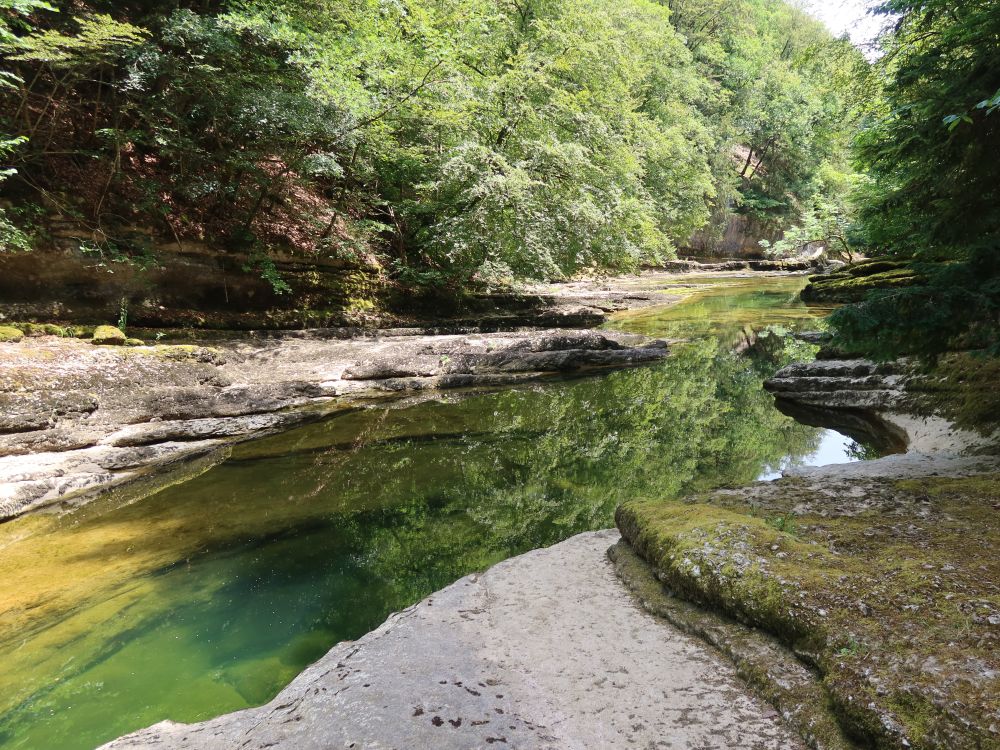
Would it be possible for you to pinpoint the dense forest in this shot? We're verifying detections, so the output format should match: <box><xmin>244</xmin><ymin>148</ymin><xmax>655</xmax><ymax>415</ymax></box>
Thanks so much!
<box><xmin>0</xmin><ymin>0</ymin><xmax>860</xmax><ymax>286</ymax></box>
<box><xmin>0</xmin><ymin>0</ymin><xmax>998</xmax><ymax>355</ymax></box>
<box><xmin>828</xmin><ymin>0</ymin><xmax>1000</xmax><ymax>358</ymax></box>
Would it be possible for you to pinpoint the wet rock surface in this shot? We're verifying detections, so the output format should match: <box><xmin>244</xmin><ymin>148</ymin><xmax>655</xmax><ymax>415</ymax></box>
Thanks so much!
<box><xmin>101</xmin><ymin>530</ymin><xmax>805</xmax><ymax>750</ymax></box>
<box><xmin>0</xmin><ymin>329</ymin><xmax>668</xmax><ymax>519</ymax></box>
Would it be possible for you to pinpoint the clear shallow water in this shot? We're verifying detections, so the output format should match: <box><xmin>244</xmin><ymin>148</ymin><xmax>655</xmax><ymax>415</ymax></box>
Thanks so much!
<box><xmin>757</xmin><ymin>429</ymin><xmax>867</xmax><ymax>481</ymax></box>
<box><xmin>0</xmin><ymin>276</ymin><xmax>873</xmax><ymax>750</ymax></box>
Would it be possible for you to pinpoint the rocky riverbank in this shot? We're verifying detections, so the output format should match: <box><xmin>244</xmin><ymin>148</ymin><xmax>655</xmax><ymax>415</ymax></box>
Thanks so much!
<box><xmin>101</xmin><ymin>530</ymin><xmax>806</xmax><ymax>750</ymax></box>
<box><xmin>0</xmin><ymin>266</ymin><xmax>830</xmax><ymax>521</ymax></box>
<box><xmin>0</xmin><ymin>327</ymin><xmax>669</xmax><ymax>520</ymax></box>
<box><xmin>1</xmin><ymin>233</ymin><xmax>830</xmax><ymax>330</ymax></box>
<box><xmin>617</xmin><ymin>356</ymin><xmax>1000</xmax><ymax>749</ymax></box>
<box><xmin>13</xmin><ymin>264</ymin><xmax>998</xmax><ymax>750</ymax></box>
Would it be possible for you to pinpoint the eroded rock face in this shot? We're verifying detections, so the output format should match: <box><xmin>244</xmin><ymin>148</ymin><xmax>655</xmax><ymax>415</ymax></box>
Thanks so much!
<box><xmin>0</xmin><ymin>329</ymin><xmax>668</xmax><ymax>519</ymax></box>
<box><xmin>100</xmin><ymin>531</ymin><xmax>805</xmax><ymax>750</ymax></box>
<box><xmin>764</xmin><ymin>359</ymin><xmax>907</xmax><ymax>413</ymax></box>
<box><xmin>763</xmin><ymin>356</ymin><xmax>998</xmax><ymax>457</ymax></box>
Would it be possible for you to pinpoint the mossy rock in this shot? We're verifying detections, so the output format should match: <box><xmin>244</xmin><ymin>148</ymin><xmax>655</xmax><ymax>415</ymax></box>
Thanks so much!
<box><xmin>618</xmin><ymin>473</ymin><xmax>1000</xmax><ymax>749</ymax></box>
<box><xmin>21</xmin><ymin>323</ymin><xmax>69</xmax><ymax>337</ymax></box>
<box><xmin>845</xmin><ymin>259</ymin><xmax>909</xmax><ymax>277</ymax></box>
<box><xmin>124</xmin><ymin>338</ymin><xmax>146</xmax><ymax>347</ymax></box>
<box><xmin>0</xmin><ymin>326</ymin><xmax>24</xmax><ymax>343</ymax></box>
<box><xmin>91</xmin><ymin>325</ymin><xmax>127</xmax><ymax>346</ymax></box>
<box><xmin>802</xmin><ymin>265</ymin><xmax>922</xmax><ymax>303</ymax></box>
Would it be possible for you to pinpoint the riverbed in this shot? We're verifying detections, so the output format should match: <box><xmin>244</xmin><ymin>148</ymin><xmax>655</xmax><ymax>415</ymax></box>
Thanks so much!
<box><xmin>0</xmin><ymin>276</ymin><xmax>869</xmax><ymax>750</ymax></box>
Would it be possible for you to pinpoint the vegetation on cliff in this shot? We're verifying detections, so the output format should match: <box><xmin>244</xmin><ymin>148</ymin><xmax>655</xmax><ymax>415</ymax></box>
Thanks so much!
<box><xmin>0</xmin><ymin>0</ymin><xmax>858</xmax><ymax>293</ymax></box>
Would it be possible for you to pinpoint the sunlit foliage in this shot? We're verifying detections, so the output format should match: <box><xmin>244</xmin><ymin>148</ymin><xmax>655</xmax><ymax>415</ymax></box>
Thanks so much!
<box><xmin>0</xmin><ymin>0</ymin><xmax>858</xmax><ymax>286</ymax></box>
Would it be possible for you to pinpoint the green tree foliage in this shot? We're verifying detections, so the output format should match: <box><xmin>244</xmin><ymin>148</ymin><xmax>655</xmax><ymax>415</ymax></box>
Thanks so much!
<box><xmin>760</xmin><ymin>163</ymin><xmax>869</xmax><ymax>262</ymax></box>
<box><xmin>667</xmin><ymin>0</ymin><xmax>865</xmax><ymax>239</ymax></box>
<box><xmin>0</xmin><ymin>0</ymin><xmax>858</xmax><ymax>287</ymax></box>
<box><xmin>0</xmin><ymin>0</ymin><xmax>55</xmax><ymax>250</ymax></box>
<box><xmin>830</xmin><ymin>0</ymin><xmax>1000</xmax><ymax>359</ymax></box>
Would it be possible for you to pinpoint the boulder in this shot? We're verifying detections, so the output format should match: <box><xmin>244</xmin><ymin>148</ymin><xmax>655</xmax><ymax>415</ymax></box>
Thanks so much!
<box><xmin>91</xmin><ymin>325</ymin><xmax>127</xmax><ymax>346</ymax></box>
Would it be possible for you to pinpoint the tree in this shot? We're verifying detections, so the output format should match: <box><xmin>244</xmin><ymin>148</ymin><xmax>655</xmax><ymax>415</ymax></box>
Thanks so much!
<box><xmin>0</xmin><ymin>0</ymin><xmax>861</xmax><ymax>292</ymax></box>
<box><xmin>829</xmin><ymin>0</ymin><xmax>1000</xmax><ymax>359</ymax></box>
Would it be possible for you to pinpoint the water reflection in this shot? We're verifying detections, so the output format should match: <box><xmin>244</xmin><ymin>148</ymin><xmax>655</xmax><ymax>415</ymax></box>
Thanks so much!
<box><xmin>757</xmin><ymin>430</ymin><xmax>866</xmax><ymax>481</ymax></box>
<box><xmin>0</xmin><ymin>276</ymin><xmax>867</xmax><ymax>750</ymax></box>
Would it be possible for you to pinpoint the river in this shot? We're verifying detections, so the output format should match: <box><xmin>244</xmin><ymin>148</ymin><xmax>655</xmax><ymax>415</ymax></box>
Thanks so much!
<box><xmin>0</xmin><ymin>276</ymin><xmax>875</xmax><ymax>749</ymax></box>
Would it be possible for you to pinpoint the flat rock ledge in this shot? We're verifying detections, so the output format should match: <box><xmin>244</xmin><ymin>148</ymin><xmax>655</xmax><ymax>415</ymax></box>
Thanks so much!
<box><xmin>0</xmin><ymin>328</ymin><xmax>667</xmax><ymax>520</ymax></box>
<box><xmin>101</xmin><ymin>530</ymin><xmax>804</xmax><ymax>750</ymax></box>
<box><xmin>764</xmin><ymin>357</ymin><xmax>998</xmax><ymax>463</ymax></box>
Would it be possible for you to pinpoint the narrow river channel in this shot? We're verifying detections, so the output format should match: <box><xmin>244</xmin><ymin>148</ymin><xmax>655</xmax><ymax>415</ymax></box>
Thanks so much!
<box><xmin>0</xmin><ymin>276</ymin><xmax>876</xmax><ymax>749</ymax></box>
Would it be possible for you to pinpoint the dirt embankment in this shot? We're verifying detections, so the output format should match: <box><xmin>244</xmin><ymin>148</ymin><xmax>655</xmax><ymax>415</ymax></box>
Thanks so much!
<box><xmin>0</xmin><ymin>237</ymin><xmax>829</xmax><ymax>331</ymax></box>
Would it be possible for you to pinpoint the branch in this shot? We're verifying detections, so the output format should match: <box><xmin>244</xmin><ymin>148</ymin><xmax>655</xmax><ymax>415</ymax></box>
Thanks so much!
<box><xmin>341</xmin><ymin>60</ymin><xmax>446</xmax><ymax>137</ymax></box>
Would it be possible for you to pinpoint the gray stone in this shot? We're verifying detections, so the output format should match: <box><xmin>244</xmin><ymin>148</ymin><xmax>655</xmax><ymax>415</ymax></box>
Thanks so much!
<box><xmin>0</xmin><ymin>329</ymin><xmax>670</xmax><ymax>519</ymax></box>
<box><xmin>101</xmin><ymin>531</ymin><xmax>803</xmax><ymax>750</ymax></box>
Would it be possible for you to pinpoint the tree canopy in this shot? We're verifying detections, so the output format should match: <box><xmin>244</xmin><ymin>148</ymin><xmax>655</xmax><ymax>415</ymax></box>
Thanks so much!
<box><xmin>0</xmin><ymin>0</ymin><xmax>860</xmax><ymax>288</ymax></box>
<box><xmin>829</xmin><ymin>0</ymin><xmax>1000</xmax><ymax>359</ymax></box>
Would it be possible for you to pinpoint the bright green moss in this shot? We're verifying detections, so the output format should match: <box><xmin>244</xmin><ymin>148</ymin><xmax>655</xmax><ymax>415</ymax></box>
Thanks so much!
<box><xmin>0</xmin><ymin>326</ymin><xmax>24</xmax><ymax>343</ymax></box>
<box><xmin>91</xmin><ymin>325</ymin><xmax>128</xmax><ymax>345</ymax></box>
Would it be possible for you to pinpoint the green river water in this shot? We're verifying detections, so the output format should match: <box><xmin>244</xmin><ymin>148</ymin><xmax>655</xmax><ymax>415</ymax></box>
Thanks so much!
<box><xmin>0</xmin><ymin>276</ymin><xmax>871</xmax><ymax>749</ymax></box>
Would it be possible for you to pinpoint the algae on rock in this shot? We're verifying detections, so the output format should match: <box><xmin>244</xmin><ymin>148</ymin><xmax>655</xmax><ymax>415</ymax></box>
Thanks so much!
<box><xmin>617</xmin><ymin>473</ymin><xmax>1000</xmax><ymax>750</ymax></box>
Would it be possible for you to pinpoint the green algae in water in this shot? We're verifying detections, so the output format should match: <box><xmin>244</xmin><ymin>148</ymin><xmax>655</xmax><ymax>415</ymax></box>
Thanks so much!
<box><xmin>610</xmin><ymin>275</ymin><xmax>835</xmax><ymax>342</ymax></box>
<box><xmin>0</xmin><ymin>276</ymin><xmax>872</xmax><ymax>750</ymax></box>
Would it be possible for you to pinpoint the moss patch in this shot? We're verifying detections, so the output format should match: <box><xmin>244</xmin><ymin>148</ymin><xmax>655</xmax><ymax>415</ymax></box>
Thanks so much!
<box><xmin>617</xmin><ymin>473</ymin><xmax>1000</xmax><ymax>749</ymax></box>
<box><xmin>610</xmin><ymin>540</ymin><xmax>860</xmax><ymax>750</ymax></box>
<box><xmin>91</xmin><ymin>325</ymin><xmax>128</xmax><ymax>345</ymax></box>
<box><xmin>0</xmin><ymin>326</ymin><xmax>24</xmax><ymax>343</ymax></box>
<box><xmin>802</xmin><ymin>265</ymin><xmax>922</xmax><ymax>303</ymax></box>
